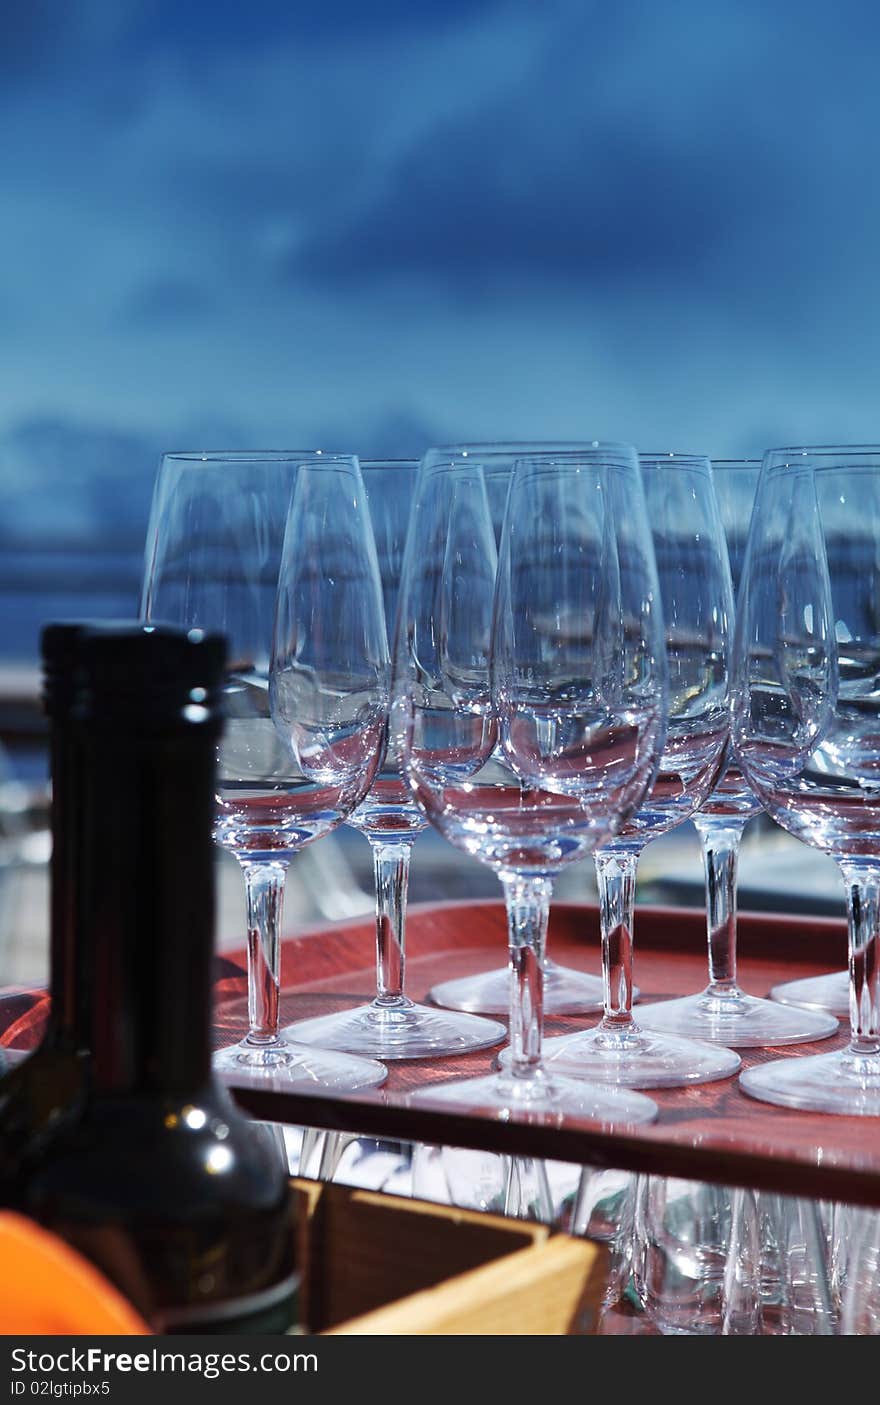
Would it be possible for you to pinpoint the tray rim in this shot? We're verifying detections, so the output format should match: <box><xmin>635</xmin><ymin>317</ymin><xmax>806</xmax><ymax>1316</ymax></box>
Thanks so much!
<box><xmin>224</xmin><ymin>899</ymin><xmax>877</xmax><ymax>1209</ymax></box>
<box><xmin>3</xmin><ymin>899</ymin><xmax>871</xmax><ymax>1206</ymax></box>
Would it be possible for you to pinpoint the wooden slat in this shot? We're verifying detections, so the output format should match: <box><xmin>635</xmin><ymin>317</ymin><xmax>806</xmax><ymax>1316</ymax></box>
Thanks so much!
<box><xmin>292</xmin><ymin>1178</ymin><xmax>547</xmax><ymax>1330</ymax></box>
<box><xmin>327</xmin><ymin>1236</ymin><xmax>609</xmax><ymax>1336</ymax></box>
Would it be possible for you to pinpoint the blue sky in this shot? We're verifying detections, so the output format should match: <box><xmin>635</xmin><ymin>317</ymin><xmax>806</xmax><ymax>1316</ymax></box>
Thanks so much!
<box><xmin>1</xmin><ymin>0</ymin><xmax>880</xmax><ymax>551</ymax></box>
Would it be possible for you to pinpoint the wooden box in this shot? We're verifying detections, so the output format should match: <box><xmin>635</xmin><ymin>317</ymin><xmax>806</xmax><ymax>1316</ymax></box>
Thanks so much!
<box><xmin>291</xmin><ymin>1178</ymin><xmax>608</xmax><ymax>1336</ymax></box>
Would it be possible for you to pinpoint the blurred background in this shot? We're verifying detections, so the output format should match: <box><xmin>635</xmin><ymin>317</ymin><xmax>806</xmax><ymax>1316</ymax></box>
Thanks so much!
<box><xmin>1</xmin><ymin>0</ymin><xmax>863</xmax><ymax>977</ymax></box>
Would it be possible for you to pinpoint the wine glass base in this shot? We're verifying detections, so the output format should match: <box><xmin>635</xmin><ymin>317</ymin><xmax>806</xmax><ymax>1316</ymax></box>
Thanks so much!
<box><xmin>213</xmin><ymin>1037</ymin><xmax>387</xmax><ymax>1090</ymax></box>
<box><xmin>283</xmin><ymin>998</ymin><xmax>505</xmax><ymax>1060</ymax></box>
<box><xmin>524</xmin><ymin>1026</ymin><xmax>741</xmax><ymax>1088</ymax></box>
<box><xmin>769</xmin><ymin>971</ymin><xmax>850</xmax><ymax>1018</ymax></box>
<box><xmin>410</xmin><ymin>1068</ymin><xmax>658</xmax><ymax>1126</ymax></box>
<box><xmin>634</xmin><ymin>989</ymin><xmax>838</xmax><ymax>1047</ymax></box>
<box><xmin>428</xmin><ymin>960</ymin><xmax>629</xmax><ymax>1016</ymax></box>
<box><xmin>740</xmin><ymin>1048</ymin><xmax>880</xmax><ymax>1115</ymax></box>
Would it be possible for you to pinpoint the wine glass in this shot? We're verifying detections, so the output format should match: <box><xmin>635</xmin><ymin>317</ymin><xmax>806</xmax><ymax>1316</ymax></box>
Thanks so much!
<box><xmin>142</xmin><ymin>451</ymin><xmax>387</xmax><ymax>1089</ymax></box>
<box><xmin>633</xmin><ymin>1175</ymin><xmax>735</xmax><ymax>1335</ymax></box>
<box><xmin>535</xmin><ymin>453</ymin><xmax>742</xmax><ymax>1086</ymax></box>
<box><xmin>411</xmin><ymin>1144</ymin><xmax>559</xmax><ymax>1221</ymax></box>
<box><xmin>421</xmin><ymin>443</ymin><xmax>610</xmax><ymax>1017</ymax></box>
<box><xmin>731</xmin><ymin>1191</ymin><xmax>839</xmax><ymax>1335</ymax></box>
<box><xmin>840</xmin><ymin>1207</ymin><xmax>880</xmax><ymax>1333</ymax></box>
<box><xmin>731</xmin><ymin>445</ymin><xmax>880</xmax><ymax>1114</ymax></box>
<box><xmin>393</xmin><ymin>445</ymin><xmax>666</xmax><ymax>1124</ymax></box>
<box><xmin>280</xmin><ymin>459</ymin><xmax>504</xmax><ymax>1058</ymax></box>
<box><xmin>637</xmin><ymin>460</ymin><xmax>837</xmax><ymax>1045</ymax></box>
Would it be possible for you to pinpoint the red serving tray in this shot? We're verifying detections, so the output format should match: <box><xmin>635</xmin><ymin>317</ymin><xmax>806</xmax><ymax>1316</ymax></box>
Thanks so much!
<box><xmin>215</xmin><ymin>900</ymin><xmax>880</xmax><ymax>1208</ymax></box>
<box><xmin>4</xmin><ymin>902</ymin><xmax>876</xmax><ymax>1206</ymax></box>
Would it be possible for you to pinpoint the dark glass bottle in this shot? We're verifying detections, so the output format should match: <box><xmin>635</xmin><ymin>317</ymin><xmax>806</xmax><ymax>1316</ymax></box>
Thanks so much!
<box><xmin>0</xmin><ymin>622</ymin><xmax>94</xmax><ymax>1203</ymax></box>
<box><xmin>23</xmin><ymin>623</ymin><xmax>297</xmax><ymax>1333</ymax></box>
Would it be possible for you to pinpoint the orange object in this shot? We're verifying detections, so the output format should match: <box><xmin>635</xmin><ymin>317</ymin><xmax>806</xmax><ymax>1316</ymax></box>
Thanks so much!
<box><xmin>0</xmin><ymin>1213</ymin><xmax>150</xmax><ymax>1334</ymax></box>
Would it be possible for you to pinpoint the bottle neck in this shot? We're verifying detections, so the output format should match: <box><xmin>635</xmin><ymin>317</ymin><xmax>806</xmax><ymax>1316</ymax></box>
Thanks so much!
<box><xmin>83</xmin><ymin>724</ymin><xmax>217</xmax><ymax>1097</ymax></box>
<box><xmin>46</xmin><ymin>726</ymin><xmax>87</xmax><ymax>1050</ymax></box>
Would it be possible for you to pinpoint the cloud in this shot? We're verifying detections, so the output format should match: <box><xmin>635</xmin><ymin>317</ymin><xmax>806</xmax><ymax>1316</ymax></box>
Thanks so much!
<box><xmin>290</xmin><ymin>0</ymin><xmax>880</xmax><ymax>305</ymax></box>
<box><xmin>0</xmin><ymin>0</ymin><xmax>546</xmax><ymax>327</ymax></box>
<box><xmin>295</xmin><ymin>102</ymin><xmax>731</xmax><ymax>286</ymax></box>
<box><xmin>0</xmin><ymin>404</ymin><xmax>449</xmax><ymax>547</ymax></box>
<box><xmin>122</xmin><ymin>277</ymin><xmax>215</xmax><ymax>327</ymax></box>
<box><xmin>323</xmin><ymin>407</ymin><xmax>448</xmax><ymax>460</ymax></box>
<box><xmin>0</xmin><ymin>2</ymin><xmax>77</xmax><ymax>82</ymax></box>
<box><xmin>2</xmin><ymin>0</ymin><xmax>880</xmax><ymax>535</ymax></box>
<box><xmin>0</xmin><ymin>417</ymin><xmax>163</xmax><ymax>544</ymax></box>
<box><xmin>131</xmin><ymin>0</ymin><xmax>503</xmax><ymax>47</ymax></box>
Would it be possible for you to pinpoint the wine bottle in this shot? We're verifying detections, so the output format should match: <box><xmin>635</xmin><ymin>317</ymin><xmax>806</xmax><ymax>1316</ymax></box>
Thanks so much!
<box><xmin>0</xmin><ymin>622</ymin><xmax>95</xmax><ymax>1203</ymax></box>
<box><xmin>23</xmin><ymin>623</ymin><xmax>298</xmax><ymax>1333</ymax></box>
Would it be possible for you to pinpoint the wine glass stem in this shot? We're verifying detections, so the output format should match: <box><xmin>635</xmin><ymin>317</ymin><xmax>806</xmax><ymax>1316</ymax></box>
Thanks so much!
<box><xmin>595</xmin><ymin>847</ymin><xmax>639</xmax><ymax>1030</ymax></box>
<box><xmin>370</xmin><ymin>838</ymin><xmax>414</xmax><ymax>1003</ymax></box>
<box><xmin>239</xmin><ymin>858</ymin><xmax>289</xmax><ymax>1046</ymax></box>
<box><xmin>500</xmin><ymin>872</ymin><xmax>551</xmax><ymax>1077</ymax></box>
<box><xmin>694</xmin><ymin>815</ymin><xmax>747</xmax><ymax>995</ymax></box>
<box><xmin>838</xmin><ymin>862</ymin><xmax>880</xmax><ymax>1056</ymax></box>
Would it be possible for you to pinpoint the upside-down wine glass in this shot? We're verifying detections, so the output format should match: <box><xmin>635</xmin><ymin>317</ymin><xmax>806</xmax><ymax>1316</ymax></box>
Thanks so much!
<box><xmin>394</xmin><ymin>445</ymin><xmax>667</xmax><ymax>1123</ymax></box>
<box><xmin>281</xmin><ymin>459</ymin><xmax>504</xmax><ymax>1058</ymax></box>
<box><xmin>423</xmin><ymin>443</ymin><xmax>610</xmax><ymax>1017</ymax></box>
<box><xmin>732</xmin><ymin>445</ymin><xmax>880</xmax><ymax>1114</ymax></box>
<box><xmin>637</xmin><ymin>459</ymin><xmax>837</xmax><ymax>1045</ymax></box>
<box><xmin>535</xmin><ymin>453</ymin><xmax>742</xmax><ymax>1086</ymax></box>
<box><xmin>142</xmin><ymin>451</ymin><xmax>387</xmax><ymax>1089</ymax></box>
